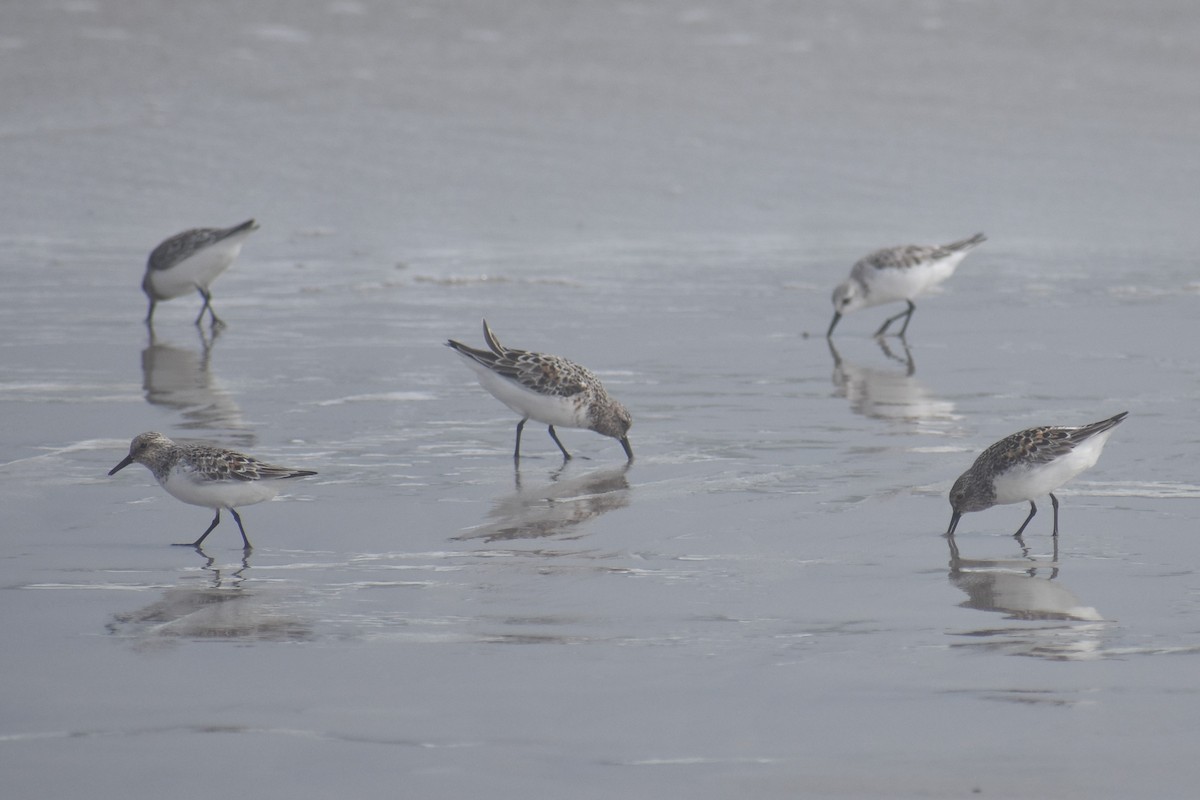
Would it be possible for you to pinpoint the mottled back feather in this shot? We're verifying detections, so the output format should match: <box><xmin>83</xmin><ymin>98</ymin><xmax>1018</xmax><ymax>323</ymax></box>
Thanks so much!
<box><xmin>448</xmin><ymin>320</ymin><xmax>593</xmax><ymax>398</ymax></box>
<box><xmin>177</xmin><ymin>445</ymin><xmax>318</xmax><ymax>482</ymax></box>
<box><xmin>148</xmin><ymin>219</ymin><xmax>258</xmax><ymax>272</ymax></box>
<box><xmin>978</xmin><ymin>412</ymin><xmax>1128</xmax><ymax>472</ymax></box>
<box><xmin>121</xmin><ymin>432</ymin><xmax>315</xmax><ymax>484</ymax></box>
<box><xmin>855</xmin><ymin>232</ymin><xmax>986</xmax><ymax>275</ymax></box>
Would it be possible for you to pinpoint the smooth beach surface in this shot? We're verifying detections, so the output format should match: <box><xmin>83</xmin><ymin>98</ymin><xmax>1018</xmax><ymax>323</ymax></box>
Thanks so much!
<box><xmin>3</xmin><ymin>2</ymin><xmax>1200</xmax><ymax>798</ymax></box>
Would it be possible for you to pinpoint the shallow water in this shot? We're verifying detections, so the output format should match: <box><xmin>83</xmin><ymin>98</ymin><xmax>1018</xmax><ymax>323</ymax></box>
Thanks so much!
<box><xmin>4</xmin><ymin>2</ymin><xmax>1200</xmax><ymax>798</ymax></box>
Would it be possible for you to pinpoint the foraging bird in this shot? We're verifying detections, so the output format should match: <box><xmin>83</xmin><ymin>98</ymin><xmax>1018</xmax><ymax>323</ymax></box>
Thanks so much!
<box><xmin>109</xmin><ymin>432</ymin><xmax>316</xmax><ymax>550</ymax></box>
<box><xmin>827</xmin><ymin>232</ymin><xmax>986</xmax><ymax>338</ymax></box>
<box><xmin>446</xmin><ymin>320</ymin><xmax>634</xmax><ymax>462</ymax></box>
<box><xmin>143</xmin><ymin>219</ymin><xmax>259</xmax><ymax>327</ymax></box>
<box><xmin>946</xmin><ymin>412</ymin><xmax>1127</xmax><ymax>537</ymax></box>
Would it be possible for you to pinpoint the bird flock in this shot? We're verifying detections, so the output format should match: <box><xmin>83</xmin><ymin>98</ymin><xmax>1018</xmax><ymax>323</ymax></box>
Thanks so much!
<box><xmin>109</xmin><ymin>223</ymin><xmax>1125</xmax><ymax>551</ymax></box>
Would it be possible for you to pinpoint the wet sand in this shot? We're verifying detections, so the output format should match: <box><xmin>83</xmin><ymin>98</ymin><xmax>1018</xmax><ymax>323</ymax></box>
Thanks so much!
<box><xmin>3</xmin><ymin>2</ymin><xmax>1200</xmax><ymax>798</ymax></box>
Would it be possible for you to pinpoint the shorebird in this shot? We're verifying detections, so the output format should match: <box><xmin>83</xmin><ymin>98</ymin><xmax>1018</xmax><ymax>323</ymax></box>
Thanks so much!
<box><xmin>143</xmin><ymin>219</ymin><xmax>259</xmax><ymax>327</ymax></box>
<box><xmin>827</xmin><ymin>232</ymin><xmax>986</xmax><ymax>337</ymax></box>
<box><xmin>446</xmin><ymin>320</ymin><xmax>633</xmax><ymax>462</ymax></box>
<box><xmin>946</xmin><ymin>412</ymin><xmax>1127</xmax><ymax>537</ymax></box>
<box><xmin>109</xmin><ymin>432</ymin><xmax>316</xmax><ymax>550</ymax></box>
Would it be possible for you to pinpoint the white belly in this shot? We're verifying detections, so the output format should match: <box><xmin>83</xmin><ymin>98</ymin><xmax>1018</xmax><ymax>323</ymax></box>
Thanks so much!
<box><xmin>991</xmin><ymin>432</ymin><xmax>1113</xmax><ymax>505</ymax></box>
<box><xmin>160</xmin><ymin>467</ymin><xmax>282</xmax><ymax>510</ymax></box>
<box><xmin>464</xmin><ymin>359</ymin><xmax>588</xmax><ymax>429</ymax></box>
<box><xmin>145</xmin><ymin>234</ymin><xmax>251</xmax><ymax>300</ymax></box>
<box><xmin>863</xmin><ymin>251</ymin><xmax>967</xmax><ymax>308</ymax></box>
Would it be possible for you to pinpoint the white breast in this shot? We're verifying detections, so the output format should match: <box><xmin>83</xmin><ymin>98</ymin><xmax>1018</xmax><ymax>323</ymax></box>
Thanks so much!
<box><xmin>991</xmin><ymin>430</ymin><xmax>1115</xmax><ymax>505</ymax></box>
<box><xmin>863</xmin><ymin>250</ymin><xmax>969</xmax><ymax>308</ymax></box>
<box><xmin>463</xmin><ymin>358</ymin><xmax>589</xmax><ymax>429</ymax></box>
<box><xmin>146</xmin><ymin>232</ymin><xmax>253</xmax><ymax>300</ymax></box>
<box><xmin>160</xmin><ymin>466</ymin><xmax>282</xmax><ymax>509</ymax></box>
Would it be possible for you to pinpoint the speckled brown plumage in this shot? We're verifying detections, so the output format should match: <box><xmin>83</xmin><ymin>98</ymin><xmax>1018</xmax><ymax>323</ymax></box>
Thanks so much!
<box><xmin>447</xmin><ymin>320</ymin><xmax>633</xmax><ymax>461</ymax></box>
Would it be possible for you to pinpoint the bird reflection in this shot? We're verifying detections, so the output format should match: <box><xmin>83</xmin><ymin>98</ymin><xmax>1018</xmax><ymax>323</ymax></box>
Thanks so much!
<box><xmin>946</xmin><ymin>535</ymin><xmax>1101</xmax><ymax>621</ymax></box>
<box><xmin>827</xmin><ymin>338</ymin><xmax>957</xmax><ymax>425</ymax></box>
<box><xmin>106</xmin><ymin>553</ymin><xmax>312</xmax><ymax>647</ymax></box>
<box><xmin>142</xmin><ymin>325</ymin><xmax>253</xmax><ymax>444</ymax></box>
<box><xmin>454</xmin><ymin>464</ymin><xmax>632</xmax><ymax>542</ymax></box>
<box><xmin>943</xmin><ymin>533</ymin><xmax>1105</xmax><ymax>660</ymax></box>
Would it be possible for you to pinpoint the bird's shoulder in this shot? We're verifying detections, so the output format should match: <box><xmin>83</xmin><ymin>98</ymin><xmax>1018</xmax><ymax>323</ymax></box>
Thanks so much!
<box><xmin>148</xmin><ymin>228</ymin><xmax>222</xmax><ymax>271</ymax></box>
<box><xmin>855</xmin><ymin>244</ymin><xmax>942</xmax><ymax>274</ymax></box>
<box><xmin>502</xmin><ymin>350</ymin><xmax>592</xmax><ymax>397</ymax></box>
<box><xmin>177</xmin><ymin>446</ymin><xmax>267</xmax><ymax>481</ymax></box>
<box><xmin>989</xmin><ymin>426</ymin><xmax>1075</xmax><ymax>467</ymax></box>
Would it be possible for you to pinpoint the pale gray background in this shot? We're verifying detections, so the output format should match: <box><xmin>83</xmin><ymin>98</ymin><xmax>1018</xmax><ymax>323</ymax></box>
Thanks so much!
<box><xmin>3</xmin><ymin>2</ymin><xmax>1199</xmax><ymax>798</ymax></box>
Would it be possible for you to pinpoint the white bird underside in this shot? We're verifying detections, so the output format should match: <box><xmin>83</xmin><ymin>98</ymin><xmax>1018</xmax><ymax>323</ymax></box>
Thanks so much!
<box><xmin>145</xmin><ymin>231</ymin><xmax>254</xmax><ymax>301</ymax></box>
<box><xmin>990</xmin><ymin>429</ymin><xmax>1116</xmax><ymax>505</ymax></box>
<box><xmin>160</xmin><ymin>465</ymin><xmax>284</xmax><ymax>510</ymax></box>
<box><xmin>458</xmin><ymin>355</ymin><xmax>589</xmax><ymax>429</ymax></box>
<box><xmin>852</xmin><ymin>249</ymin><xmax>970</xmax><ymax>309</ymax></box>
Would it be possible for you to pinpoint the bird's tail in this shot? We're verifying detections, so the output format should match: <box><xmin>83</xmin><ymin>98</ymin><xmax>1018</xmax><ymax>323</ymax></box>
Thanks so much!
<box><xmin>1075</xmin><ymin>411</ymin><xmax>1129</xmax><ymax>440</ymax></box>
<box><xmin>446</xmin><ymin>337</ymin><xmax>497</xmax><ymax>368</ymax></box>
<box><xmin>944</xmin><ymin>232</ymin><xmax>987</xmax><ymax>252</ymax></box>
<box><xmin>482</xmin><ymin>319</ymin><xmax>505</xmax><ymax>356</ymax></box>
<box><xmin>219</xmin><ymin>219</ymin><xmax>259</xmax><ymax>240</ymax></box>
<box><xmin>281</xmin><ymin>468</ymin><xmax>318</xmax><ymax>479</ymax></box>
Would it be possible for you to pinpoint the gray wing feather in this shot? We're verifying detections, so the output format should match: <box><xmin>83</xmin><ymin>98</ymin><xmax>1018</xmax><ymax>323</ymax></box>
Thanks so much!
<box><xmin>148</xmin><ymin>219</ymin><xmax>258</xmax><ymax>271</ymax></box>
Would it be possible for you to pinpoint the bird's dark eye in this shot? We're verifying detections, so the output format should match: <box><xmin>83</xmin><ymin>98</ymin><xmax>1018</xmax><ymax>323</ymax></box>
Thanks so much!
<box><xmin>841</xmin><ymin>298</ymin><xmax>851</xmax><ymax>307</ymax></box>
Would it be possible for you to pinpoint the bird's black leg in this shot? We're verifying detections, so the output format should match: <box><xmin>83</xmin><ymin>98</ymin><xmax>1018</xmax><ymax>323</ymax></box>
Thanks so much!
<box><xmin>1049</xmin><ymin>493</ymin><xmax>1060</xmax><ymax>537</ymax></box>
<box><xmin>547</xmin><ymin>425</ymin><xmax>572</xmax><ymax>460</ymax></box>
<box><xmin>177</xmin><ymin>509</ymin><xmax>221</xmax><ymax>548</ymax></box>
<box><xmin>229</xmin><ymin>508</ymin><xmax>252</xmax><ymax>550</ymax></box>
<box><xmin>1013</xmin><ymin>500</ymin><xmax>1037</xmax><ymax>537</ymax></box>
<box><xmin>195</xmin><ymin>287</ymin><xmax>224</xmax><ymax>328</ymax></box>
<box><xmin>145</xmin><ymin>297</ymin><xmax>157</xmax><ymax>325</ymax></box>
<box><xmin>894</xmin><ymin>300</ymin><xmax>916</xmax><ymax>338</ymax></box>
<box><xmin>194</xmin><ymin>288</ymin><xmax>210</xmax><ymax>326</ymax></box>
<box><xmin>514</xmin><ymin>418</ymin><xmax>527</xmax><ymax>461</ymax></box>
<box><xmin>875</xmin><ymin>300</ymin><xmax>916</xmax><ymax>338</ymax></box>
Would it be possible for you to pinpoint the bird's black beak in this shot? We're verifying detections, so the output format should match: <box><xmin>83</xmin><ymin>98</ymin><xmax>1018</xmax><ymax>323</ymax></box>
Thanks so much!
<box><xmin>109</xmin><ymin>455</ymin><xmax>134</xmax><ymax>476</ymax></box>
<box><xmin>945</xmin><ymin>511</ymin><xmax>961</xmax><ymax>537</ymax></box>
<box><xmin>826</xmin><ymin>312</ymin><xmax>842</xmax><ymax>338</ymax></box>
<box><xmin>619</xmin><ymin>437</ymin><xmax>634</xmax><ymax>462</ymax></box>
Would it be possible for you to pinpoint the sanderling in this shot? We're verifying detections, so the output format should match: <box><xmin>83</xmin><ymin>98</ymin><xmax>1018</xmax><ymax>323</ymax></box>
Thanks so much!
<box><xmin>143</xmin><ymin>219</ymin><xmax>260</xmax><ymax>327</ymax></box>
<box><xmin>827</xmin><ymin>232</ymin><xmax>986</xmax><ymax>337</ymax></box>
<box><xmin>446</xmin><ymin>319</ymin><xmax>633</xmax><ymax>462</ymax></box>
<box><xmin>109</xmin><ymin>432</ymin><xmax>316</xmax><ymax>550</ymax></box>
<box><xmin>945</xmin><ymin>412</ymin><xmax>1127</xmax><ymax>537</ymax></box>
